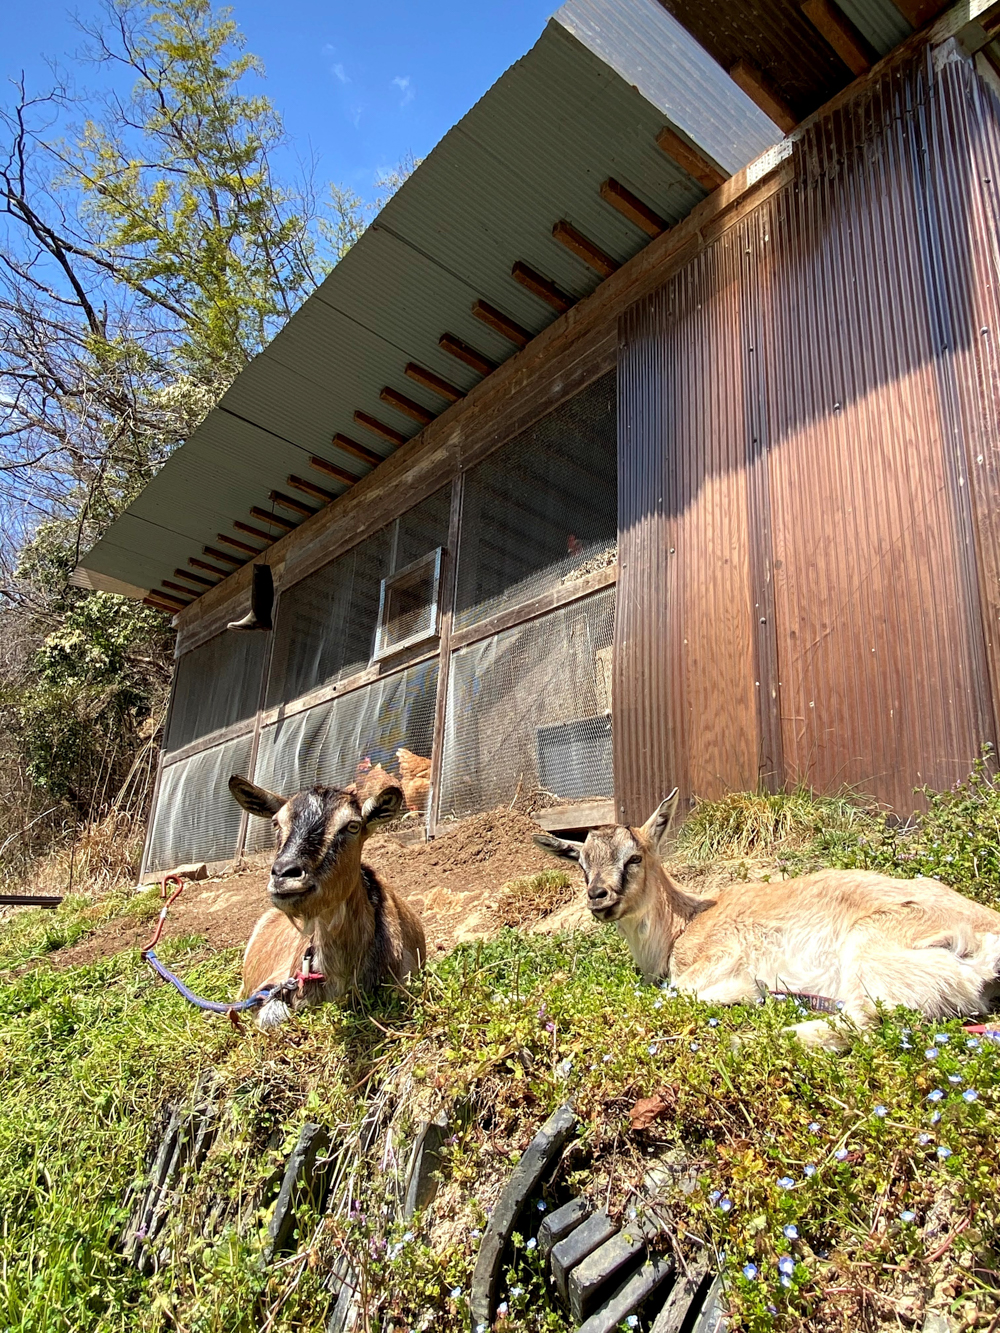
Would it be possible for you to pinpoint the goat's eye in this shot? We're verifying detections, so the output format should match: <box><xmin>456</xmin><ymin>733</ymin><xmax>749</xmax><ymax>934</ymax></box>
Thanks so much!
<box><xmin>626</xmin><ymin>855</ymin><xmax>642</xmax><ymax>869</ymax></box>
<box><xmin>347</xmin><ymin>820</ymin><xmax>362</xmax><ymax>834</ymax></box>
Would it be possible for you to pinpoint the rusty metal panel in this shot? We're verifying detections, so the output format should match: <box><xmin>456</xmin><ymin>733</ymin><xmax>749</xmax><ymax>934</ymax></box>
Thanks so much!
<box><xmin>617</xmin><ymin>46</ymin><xmax>1000</xmax><ymax>818</ymax></box>
<box><xmin>616</xmin><ymin>240</ymin><xmax>761</xmax><ymax>822</ymax></box>
<box><xmin>762</xmin><ymin>52</ymin><xmax>995</xmax><ymax>809</ymax></box>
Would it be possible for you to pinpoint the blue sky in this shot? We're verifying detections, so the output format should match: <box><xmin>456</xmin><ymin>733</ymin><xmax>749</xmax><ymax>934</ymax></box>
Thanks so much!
<box><xmin>3</xmin><ymin>0</ymin><xmax>558</xmax><ymax>200</ymax></box>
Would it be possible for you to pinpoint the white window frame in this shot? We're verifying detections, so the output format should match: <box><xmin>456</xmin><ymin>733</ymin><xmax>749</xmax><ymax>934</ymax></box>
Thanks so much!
<box><xmin>372</xmin><ymin>547</ymin><xmax>443</xmax><ymax>661</ymax></box>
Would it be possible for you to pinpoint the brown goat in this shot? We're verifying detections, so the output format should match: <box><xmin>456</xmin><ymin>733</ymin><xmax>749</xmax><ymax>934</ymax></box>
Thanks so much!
<box><xmin>229</xmin><ymin>775</ymin><xmax>426</xmax><ymax>1030</ymax></box>
<box><xmin>535</xmin><ymin>793</ymin><xmax>1000</xmax><ymax>1049</ymax></box>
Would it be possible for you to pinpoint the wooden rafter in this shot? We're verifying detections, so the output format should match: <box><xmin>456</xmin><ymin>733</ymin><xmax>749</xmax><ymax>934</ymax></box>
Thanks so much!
<box><xmin>728</xmin><ymin>60</ymin><xmax>798</xmax><ymax>133</ymax></box>
<box><xmin>801</xmin><ymin>0</ymin><xmax>873</xmax><ymax>75</ymax></box>
<box><xmin>249</xmin><ymin>507</ymin><xmax>295</xmax><ymax>531</ymax></box>
<box><xmin>511</xmin><ymin>261</ymin><xmax>574</xmax><ymax>314</ymax></box>
<box><xmin>438</xmin><ymin>333</ymin><xmax>497</xmax><ymax>376</ymax></box>
<box><xmin>353</xmin><ymin>410</ymin><xmax>407</xmax><ymax>447</ymax></box>
<box><xmin>471</xmin><ymin>299</ymin><xmax>531</xmax><ymax>349</ymax></box>
<box><xmin>599</xmin><ymin>179</ymin><xmax>666</xmax><ymax>237</ymax></box>
<box><xmin>379</xmin><ymin>386</ymin><xmax>435</xmax><ymax>425</ymax></box>
<box><xmin>189</xmin><ymin>557</ymin><xmax>229</xmax><ymax>578</ymax></box>
<box><xmin>162</xmin><ymin>579</ymin><xmax>199</xmax><ymax>597</ymax></box>
<box><xmin>655</xmin><ymin>126</ymin><xmax>729</xmax><ymax>191</ymax></box>
<box><xmin>174</xmin><ymin>568</ymin><xmax>214</xmax><ymax>587</ymax></box>
<box><xmin>551</xmin><ymin>221</ymin><xmax>619</xmax><ymax>278</ymax></box>
<box><xmin>234</xmin><ymin>520</ymin><xmax>278</xmax><ymax>543</ymax></box>
<box><xmin>404</xmin><ymin>362</ymin><xmax>465</xmax><ymax>403</ymax></box>
<box><xmin>310</xmin><ymin>455</ymin><xmax>358</xmax><ymax>487</ymax></box>
<box><xmin>269</xmin><ymin>490</ymin><xmax>318</xmax><ymax>518</ymax></box>
<box><xmin>203</xmin><ymin>545</ymin><xmax>241</xmax><ymax>565</ymax></box>
<box><xmin>288</xmin><ymin>474</ymin><xmax>335</xmax><ymax>504</ymax></box>
<box><xmin>218</xmin><ymin>532</ymin><xmax>265</xmax><ymax>556</ymax></box>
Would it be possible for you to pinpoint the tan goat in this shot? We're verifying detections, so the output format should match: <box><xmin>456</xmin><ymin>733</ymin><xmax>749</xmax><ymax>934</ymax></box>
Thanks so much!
<box><xmin>229</xmin><ymin>775</ymin><xmax>426</xmax><ymax>1030</ymax></box>
<box><xmin>535</xmin><ymin>793</ymin><xmax>1000</xmax><ymax>1049</ymax></box>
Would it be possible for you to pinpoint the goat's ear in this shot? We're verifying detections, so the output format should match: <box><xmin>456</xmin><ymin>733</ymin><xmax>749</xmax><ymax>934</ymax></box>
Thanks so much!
<box><xmin>228</xmin><ymin>774</ymin><xmax>287</xmax><ymax>818</ymax></box>
<box><xmin>640</xmin><ymin>788</ymin><xmax>680</xmax><ymax>853</ymax></box>
<box><xmin>361</xmin><ymin>783</ymin><xmax>404</xmax><ymax>828</ymax></box>
<box><xmin>532</xmin><ymin>832</ymin><xmax>584</xmax><ymax>862</ymax></box>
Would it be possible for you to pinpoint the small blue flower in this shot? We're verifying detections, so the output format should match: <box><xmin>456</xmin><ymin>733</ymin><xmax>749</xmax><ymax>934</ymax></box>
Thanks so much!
<box><xmin>927</xmin><ymin>1089</ymin><xmax>944</xmax><ymax>1102</ymax></box>
<box><xmin>873</xmin><ymin>1105</ymin><xmax>887</xmax><ymax>1118</ymax></box>
<box><xmin>653</xmin><ymin>999</ymin><xmax>663</xmax><ymax>1009</ymax></box>
<box><xmin>947</xmin><ymin>1074</ymin><xmax>962</xmax><ymax>1085</ymax></box>
<box><xmin>510</xmin><ymin>1286</ymin><xmax>523</xmax><ymax>1299</ymax></box>
<box><xmin>537</xmin><ymin>1200</ymin><xmax>547</xmax><ymax>1211</ymax></box>
<box><xmin>931</xmin><ymin>1110</ymin><xmax>942</xmax><ymax>1124</ymax></box>
<box><xmin>899</xmin><ymin>1211</ymin><xmax>916</xmax><ymax>1223</ymax></box>
<box><xmin>918</xmin><ymin>1133</ymin><xmax>932</xmax><ymax>1145</ymax></box>
<box><xmin>901</xmin><ymin>1041</ymin><xmax>913</xmax><ymax>1050</ymax></box>
<box><xmin>496</xmin><ymin>1302</ymin><xmax>508</xmax><ymax>1317</ymax></box>
<box><xmin>777</xmin><ymin>1176</ymin><xmax>795</xmax><ymax>1190</ymax></box>
<box><xmin>778</xmin><ymin>1255</ymin><xmax>795</xmax><ymax>1276</ymax></box>
<box><xmin>835</xmin><ymin>1000</ymin><xmax>846</xmax><ymax>1011</ymax></box>
<box><xmin>476</xmin><ymin>1324</ymin><xmax>487</xmax><ymax>1333</ymax></box>
<box><xmin>783</xmin><ymin>1224</ymin><xmax>799</xmax><ymax>1240</ymax></box>
<box><xmin>780</xmin><ymin>1274</ymin><xmax>792</xmax><ymax>1287</ymax></box>
<box><xmin>626</xmin><ymin>1318</ymin><xmax>639</xmax><ymax>1330</ymax></box>
<box><xmin>450</xmin><ymin>1288</ymin><xmax>462</xmax><ymax>1300</ymax></box>
<box><xmin>834</xmin><ymin>1148</ymin><xmax>849</xmax><ymax>1161</ymax></box>
<box><xmin>966</xmin><ymin>1037</ymin><xmax>981</xmax><ymax>1050</ymax></box>
<box><xmin>742</xmin><ymin>1262</ymin><xmax>758</xmax><ymax>1280</ymax></box>
<box><xmin>470</xmin><ymin>1228</ymin><xmax>482</xmax><ymax>1239</ymax></box>
<box><xmin>804</xmin><ymin>1163</ymin><xmax>817</xmax><ymax>1177</ymax></box>
<box><xmin>936</xmin><ymin>1145</ymin><xmax>953</xmax><ymax>1160</ymax></box>
<box><xmin>526</xmin><ymin>1237</ymin><xmax>537</xmax><ymax>1250</ymax></box>
<box><xmin>935</xmin><ymin>1034</ymin><xmax>950</xmax><ymax>1044</ymax></box>
<box><xmin>690</xmin><ymin>1041</ymin><xmax>700</xmax><ymax>1051</ymax></box>
<box><xmin>719</xmin><ymin>1197</ymin><xmax>733</xmax><ymax>1213</ymax></box>
<box><xmin>709</xmin><ymin>1018</ymin><xmax>719</xmax><ymax>1027</ymax></box>
<box><xmin>962</xmin><ymin>1088</ymin><xmax>978</xmax><ymax>1103</ymax></box>
<box><xmin>709</xmin><ymin>1190</ymin><xmax>722</xmax><ymax>1204</ymax></box>
<box><xmin>925</xmin><ymin>1048</ymin><xmax>939</xmax><ymax>1060</ymax></box>
<box><xmin>808</xmin><ymin>1122</ymin><xmax>820</xmax><ymax>1133</ymax></box>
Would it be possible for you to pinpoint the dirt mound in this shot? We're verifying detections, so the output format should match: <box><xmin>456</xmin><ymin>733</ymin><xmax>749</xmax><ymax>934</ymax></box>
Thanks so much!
<box><xmin>40</xmin><ymin>808</ymin><xmax>590</xmax><ymax>972</ymax></box>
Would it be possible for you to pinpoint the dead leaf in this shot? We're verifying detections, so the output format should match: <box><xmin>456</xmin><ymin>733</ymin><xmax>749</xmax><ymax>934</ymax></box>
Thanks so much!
<box><xmin>630</xmin><ymin>1086</ymin><xmax>679</xmax><ymax>1131</ymax></box>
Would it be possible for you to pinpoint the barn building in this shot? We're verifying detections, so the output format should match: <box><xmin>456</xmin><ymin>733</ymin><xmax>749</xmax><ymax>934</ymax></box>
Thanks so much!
<box><xmin>74</xmin><ymin>0</ymin><xmax>1000</xmax><ymax>875</ymax></box>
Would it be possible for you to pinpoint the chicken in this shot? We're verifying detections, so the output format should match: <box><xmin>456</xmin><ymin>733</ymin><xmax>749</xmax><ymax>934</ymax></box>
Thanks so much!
<box><xmin>396</xmin><ymin>747</ymin><xmax>431</xmax><ymax>813</ymax></box>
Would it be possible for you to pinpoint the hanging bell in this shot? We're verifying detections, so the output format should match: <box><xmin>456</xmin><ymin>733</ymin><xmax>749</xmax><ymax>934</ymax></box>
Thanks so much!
<box><xmin>228</xmin><ymin>563</ymin><xmax>274</xmax><ymax>631</ymax></box>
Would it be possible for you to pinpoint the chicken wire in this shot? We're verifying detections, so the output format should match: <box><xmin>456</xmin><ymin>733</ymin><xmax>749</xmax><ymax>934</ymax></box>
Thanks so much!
<box><xmin>438</xmin><ymin>587</ymin><xmax>616</xmax><ymax>821</ymax></box>
<box><xmin>246</xmin><ymin>660</ymin><xmax>439</xmax><ymax>852</ymax></box>
<box><xmin>164</xmin><ymin>631</ymin><xmax>267</xmax><ymax>753</ymax></box>
<box><xmin>454</xmin><ymin>371</ymin><xmax>616</xmax><ymax>631</ymax></box>
<box><xmin>266</xmin><ymin>486</ymin><xmax>452</xmax><ymax>707</ymax></box>
<box><xmin>145</xmin><ymin>733</ymin><xmax>254</xmax><ymax>872</ymax></box>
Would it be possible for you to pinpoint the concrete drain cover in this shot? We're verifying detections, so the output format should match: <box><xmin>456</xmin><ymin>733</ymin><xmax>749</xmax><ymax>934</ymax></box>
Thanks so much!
<box><xmin>471</xmin><ymin>1104</ymin><xmax>726</xmax><ymax>1332</ymax></box>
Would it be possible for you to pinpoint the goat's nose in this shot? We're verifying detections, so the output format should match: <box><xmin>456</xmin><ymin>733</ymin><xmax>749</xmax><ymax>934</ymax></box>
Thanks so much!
<box><xmin>588</xmin><ymin>883</ymin><xmax>611</xmax><ymax>906</ymax></box>
<box><xmin>273</xmin><ymin>862</ymin><xmax>305</xmax><ymax>881</ymax></box>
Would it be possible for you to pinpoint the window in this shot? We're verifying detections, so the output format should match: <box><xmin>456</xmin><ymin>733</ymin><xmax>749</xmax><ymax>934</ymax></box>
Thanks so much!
<box><xmin>373</xmin><ymin>548</ymin><xmax>442</xmax><ymax>660</ymax></box>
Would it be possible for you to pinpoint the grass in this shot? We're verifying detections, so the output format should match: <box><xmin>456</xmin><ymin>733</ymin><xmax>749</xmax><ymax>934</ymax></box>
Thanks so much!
<box><xmin>491</xmin><ymin>869</ymin><xmax>576</xmax><ymax>928</ymax></box>
<box><xmin>673</xmin><ymin>788</ymin><xmax>878</xmax><ymax>865</ymax></box>
<box><xmin>2</xmin><ymin>766</ymin><xmax>1000</xmax><ymax>1332</ymax></box>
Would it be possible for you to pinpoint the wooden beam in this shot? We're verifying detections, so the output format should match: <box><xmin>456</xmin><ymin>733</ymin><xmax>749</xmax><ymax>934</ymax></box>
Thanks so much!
<box><xmin>162</xmin><ymin>579</ymin><xmax>199</xmax><ymax>597</ymax></box>
<box><xmin>886</xmin><ymin>0</ymin><xmax>948</xmax><ymax>27</ymax></box>
<box><xmin>218</xmin><ymin>532</ymin><xmax>264</xmax><ymax>556</ymax></box>
<box><xmin>332</xmin><ymin>433</ymin><xmax>382</xmax><ymax>467</ymax></box>
<box><xmin>353</xmin><ymin>410</ymin><xmax>407</xmax><ymax>448</ymax></box>
<box><xmin>249</xmin><ymin>507</ymin><xmax>295</xmax><ymax>531</ymax></box>
<box><xmin>599</xmin><ymin>178</ymin><xmax>667</xmax><ymax>237</ymax></box>
<box><xmin>551</xmin><ymin>221</ymin><xmax>619</xmax><ymax>278</ymax></box>
<box><xmin>510</xmin><ymin>261</ymin><xmax>574</xmax><ymax>314</ymax></box>
<box><xmin>655</xmin><ymin>126</ymin><xmax>729</xmax><ymax>192</ymax></box>
<box><xmin>234</xmin><ymin>520</ymin><xmax>278</xmax><ymax>543</ymax></box>
<box><xmin>728</xmin><ymin>60</ymin><xmax>798</xmax><ymax>133</ymax></box>
<box><xmin>801</xmin><ymin>0</ymin><xmax>872</xmax><ymax>74</ymax></box>
<box><xmin>145</xmin><ymin>594</ymin><xmax>184</xmax><ymax>612</ymax></box>
<box><xmin>189</xmin><ymin>557</ymin><xmax>229</xmax><ymax>578</ymax></box>
<box><xmin>471</xmin><ymin>299</ymin><xmax>531</xmax><ymax>349</ymax></box>
<box><xmin>269</xmin><ymin>489</ymin><xmax>319</xmax><ymax>518</ymax></box>
<box><xmin>310</xmin><ymin>455</ymin><xmax>359</xmax><ymax>487</ymax></box>
<box><xmin>379</xmin><ymin>386</ymin><xmax>435</xmax><ymax>425</ymax></box>
<box><xmin>203</xmin><ymin>545</ymin><xmax>242</xmax><ymax>566</ymax></box>
<box><xmin>404</xmin><ymin>362</ymin><xmax>465</xmax><ymax>404</ymax></box>
<box><xmin>157</xmin><ymin>587</ymin><xmax>193</xmax><ymax>605</ymax></box>
<box><xmin>438</xmin><ymin>333</ymin><xmax>497</xmax><ymax>377</ymax></box>
<box><xmin>288</xmin><ymin>474</ymin><xmax>335</xmax><ymax>504</ymax></box>
<box><xmin>174</xmin><ymin>568</ymin><xmax>213</xmax><ymax>588</ymax></box>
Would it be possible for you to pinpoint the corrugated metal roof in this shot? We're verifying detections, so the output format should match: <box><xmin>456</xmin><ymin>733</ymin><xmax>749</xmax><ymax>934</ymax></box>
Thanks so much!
<box><xmin>75</xmin><ymin>0</ymin><xmax>787</xmax><ymax>601</ymax></box>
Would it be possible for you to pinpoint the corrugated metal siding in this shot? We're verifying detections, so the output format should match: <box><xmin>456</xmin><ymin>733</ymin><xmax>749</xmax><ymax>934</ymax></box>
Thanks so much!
<box><xmin>617</xmin><ymin>46</ymin><xmax>1000</xmax><ymax>818</ymax></box>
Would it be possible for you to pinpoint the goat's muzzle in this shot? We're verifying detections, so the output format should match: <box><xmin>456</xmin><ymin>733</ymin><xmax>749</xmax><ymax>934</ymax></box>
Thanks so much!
<box><xmin>268</xmin><ymin>862</ymin><xmax>317</xmax><ymax>909</ymax></box>
<box><xmin>587</xmin><ymin>880</ymin><xmax>620</xmax><ymax>921</ymax></box>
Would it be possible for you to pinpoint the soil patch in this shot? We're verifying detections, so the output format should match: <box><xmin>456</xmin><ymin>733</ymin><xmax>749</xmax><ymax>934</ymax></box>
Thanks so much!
<box><xmin>43</xmin><ymin>808</ymin><xmax>592</xmax><ymax>971</ymax></box>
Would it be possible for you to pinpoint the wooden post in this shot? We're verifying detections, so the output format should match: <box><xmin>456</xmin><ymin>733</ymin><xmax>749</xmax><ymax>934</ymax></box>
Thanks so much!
<box><xmin>427</xmin><ymin>476</ymin><xmax>464</xmax><ymax>837</ymax></box>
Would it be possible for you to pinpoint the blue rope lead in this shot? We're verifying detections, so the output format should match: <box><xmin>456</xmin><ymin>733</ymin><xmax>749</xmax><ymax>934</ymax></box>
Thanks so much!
<box><xmin>142</xmin><ymin>947</ymin><xmax>285</xmax><ymax>1014</ymax></box>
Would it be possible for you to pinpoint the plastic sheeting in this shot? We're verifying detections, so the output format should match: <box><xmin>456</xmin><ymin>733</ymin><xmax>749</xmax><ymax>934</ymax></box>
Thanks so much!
<box><xmin>164</xmin><ymin>631</ymin><xmax>267</xmax><ymax>753</ymax></box>
<box><xmin>145</xmin><ymin>733</ymin><xmax>254</xmax><ymax>871</ymax></box>
<box><xmin>439</xmin><ymin>588</ymin><xmax>615</xmax><ymax>820</ymax></box>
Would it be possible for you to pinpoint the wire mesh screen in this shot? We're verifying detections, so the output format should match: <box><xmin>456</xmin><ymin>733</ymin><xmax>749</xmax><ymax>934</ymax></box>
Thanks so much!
<box><xmin>146</xmin><ymin>734</ymin><xmax>254</xmax><ymax>871</ymax></box>
<box><xmin>454</xmin><ymin>372</ymin><xmax>616</xmax><ymax>630</ymax></box>
<box><xmin>247</xmin><ymin>660</ymin><xmax>439</xmax><ymax>852</ymax></box>
<box><xmin>266</xmin><ymin>486</ymin><xmax>452</xmax><ymax>706</ymax></box>
<box><xmin>374</xmin><ymin>550</ymin><xmax>441</xmax><ymax>659</ymax></box>
<box><xmin>164</xmin><ymin>631</ymin><xmax>267</xmax><ymax>753</ymax></box>
<box><xmin>439</xmin><ymin>588</ymin><xmax>615</xmax><ymax>820</ymax></box>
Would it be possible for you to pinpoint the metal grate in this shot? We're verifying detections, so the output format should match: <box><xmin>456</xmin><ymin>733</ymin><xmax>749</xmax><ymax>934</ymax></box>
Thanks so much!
<box><xmin>439</xmin><ymin>588</ymin><xmax>615</xmax><ymax>820</ymax></box>
<box><xmin>146</xmin><ymin>734</ymin><xmax>254</xmax><ymax>871</ymax></box>
<box><xmin>164</xmin><ymin>632</ymin><xmax>267</xmax><ymax>753</ymax></box>
<box><xmin>247</xmin><ymin>660</ymin><xmax>439</xmax><ymax>851</ymax></box>
<box><xmin>454</xmin><ymin>372</ymin><xmax>616</xmax><ymax>630</ymax></box>
<box><xmin>266</xmin><ymin>486</ymin><xmax>451</xmax><ymax>707</ymax></box>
